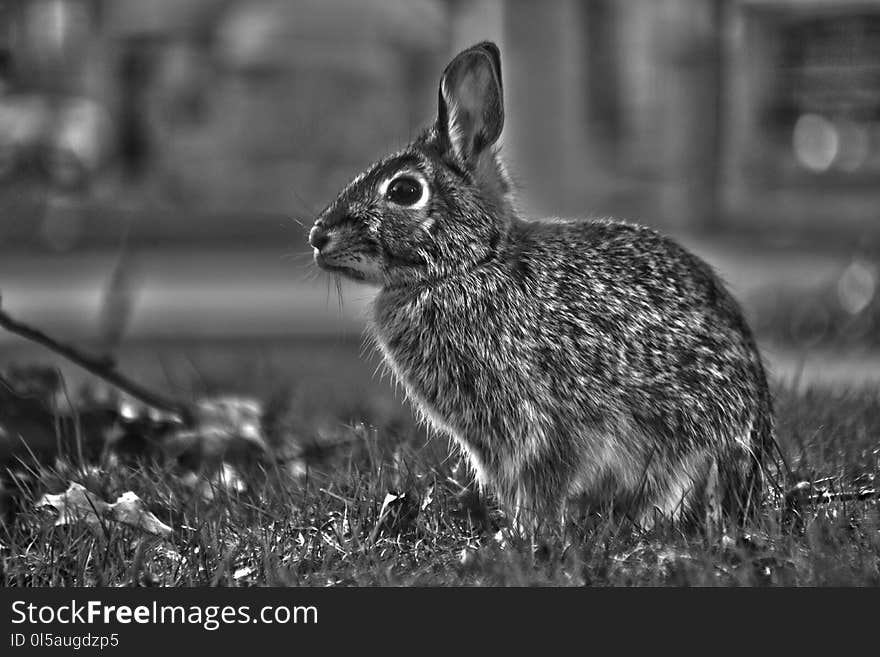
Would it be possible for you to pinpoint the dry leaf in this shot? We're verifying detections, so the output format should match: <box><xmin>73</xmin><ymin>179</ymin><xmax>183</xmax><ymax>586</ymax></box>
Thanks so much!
<box><xmin>194</xmin><ymin>396</ymin><xmax>266</xmax><ymax>450</ymax></box>
<box><xmin>109</xmin><ymin>491</ymin><xmax>172</xmax><ymax>538</ymax></box>
<box><xmin>164</xmin><ymin>396</ymin><xmax>267</xmax><ymax>470</ymax></box>
<box><xmin>36</xmin><ymin>481</ymin><xmax>171</xmax><ymax>538</ymax></box>
<box><xmin>379</xmin><ymin>492</ymin><xmax>403</xmax><ymax>518</ymax></box>
<box><xmin>181</xmin><ymin>463</ymin><xmax>249</xmax><ymax>502</ymax></box>
<box><xmin>36</xmin><ymin>482</ymin><xmax>108</xmax><ymax>530</ymax></box>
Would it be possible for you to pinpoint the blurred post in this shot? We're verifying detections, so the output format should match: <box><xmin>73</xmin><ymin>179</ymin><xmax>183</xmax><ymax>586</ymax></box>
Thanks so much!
<box><xmin>655</xmin><ymin>0</ymin><xmax>724</xmax><ymax>230</ymax></box>
<box><xmin>503</xmin><ymin>0</ymin><xmax>585</xmax><ymax>216</ymax></box>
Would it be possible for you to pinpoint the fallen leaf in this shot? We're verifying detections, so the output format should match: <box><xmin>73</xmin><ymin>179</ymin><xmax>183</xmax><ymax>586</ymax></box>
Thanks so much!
<box><xmin>163</xmin><ymin>396</ymin><xmax>267</xmax><ymax>471</ymax></box>
<box><xmin>36</xmin><ymin>482</ymin><xmax>109</xmax><ymax>530</ymax></box>
<box><xmin>36</xmin><ymin>481</ymin><xmax>171</xmax><ymax>538</ymax></box>
<box><xmin>181</xmin><ymin>463</ymin><xmax>249</xmax><ymax>502</ymax></box>
<box><xmin>109</xmin><ymin>491</ymin><xmax>172</xmax><ymax>538</ymax></box>
<box><xmin>193</xmin><ymin>396</ymin><xmax>266</xmax><ymax>450</ymax></box>
<box><xmin>379</xmin><ymin>492</ymin><xmax>403</xmax><ymax>518</ymax></box>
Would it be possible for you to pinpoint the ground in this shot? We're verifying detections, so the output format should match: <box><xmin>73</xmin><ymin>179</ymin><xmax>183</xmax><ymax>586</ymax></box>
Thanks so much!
<box><xmin>1</xmin><ymin>341</ymin><xmax>877</xmax><ymax>586</ymax></box>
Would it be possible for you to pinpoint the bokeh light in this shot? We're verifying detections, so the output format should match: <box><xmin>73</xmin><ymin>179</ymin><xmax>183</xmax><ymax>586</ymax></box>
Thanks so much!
<box><xmin>838</xmin><ymin>260</ymin><xmax>877</xmax><ymax>315</ymax></box>
<box><xmin>793</xmin><ymin>113</ymin><xmax>839</xmax><ymax>173</ymax></box>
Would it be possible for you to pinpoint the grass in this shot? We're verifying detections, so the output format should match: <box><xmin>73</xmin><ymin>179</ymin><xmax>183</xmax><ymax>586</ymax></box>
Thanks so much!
<box><xmin>0</xmin><ymin>356</ymin><xmax>878</xmax><ymax>586</ymax></box>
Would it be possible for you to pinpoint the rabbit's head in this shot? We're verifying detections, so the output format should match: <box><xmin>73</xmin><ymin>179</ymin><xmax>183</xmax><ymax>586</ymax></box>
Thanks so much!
<box><xmin>309</xmin><ymin>42</ymin><xmax>514</xmax><ymax>288</ymax></box>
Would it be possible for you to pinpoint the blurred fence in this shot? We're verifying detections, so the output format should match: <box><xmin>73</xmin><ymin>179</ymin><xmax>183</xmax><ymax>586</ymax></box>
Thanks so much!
<box><xmin>1</xmin><ymin>0</ymin><xmax>878</xmax><ymax>251</ymax></box>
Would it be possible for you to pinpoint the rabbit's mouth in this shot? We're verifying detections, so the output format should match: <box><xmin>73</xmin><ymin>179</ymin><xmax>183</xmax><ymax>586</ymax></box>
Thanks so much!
<box><xmin>315</xmin><ymin>253</ymin><xmax>362</xmax><ymax>278</ymax></box>
<box><xmin>321</xmin><ymin>263</ymin><xmax>365</xmax><ymax>280</ymax></box>
<box><xmin>315</xmin><ymin>251</ymin><xmax>380</xmax><ymax>283</ymax></box>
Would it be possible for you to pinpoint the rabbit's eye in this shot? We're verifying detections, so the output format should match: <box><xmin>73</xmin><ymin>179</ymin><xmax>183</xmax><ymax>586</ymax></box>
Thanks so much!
<box><xmin>385</xmin><ymin>177</ymin><xmax>424</xmax><ymax>207</ymax></box>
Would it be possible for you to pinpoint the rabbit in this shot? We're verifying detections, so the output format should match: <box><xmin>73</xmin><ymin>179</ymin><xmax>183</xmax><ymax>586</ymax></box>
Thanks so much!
<box><xmin>308</xmin><ymin>41</ymin><xmax>774</xmax><ymax>531</ymax></box>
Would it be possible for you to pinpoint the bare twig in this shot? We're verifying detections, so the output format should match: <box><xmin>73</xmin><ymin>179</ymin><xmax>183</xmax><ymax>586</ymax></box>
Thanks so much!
<box><xmin>807</xmin><ymin>489</ymin><xmax>877</xmax><ymax>504</ymax></box>
<box><xmin>0</xmin><ymin>295</ymin><xmax>192</xmax><ymax>422</ymax></box>
<box><xmin>785</xmin><ymin>480</ymin><xmax>878</xmax><ymax>507</ymax></box>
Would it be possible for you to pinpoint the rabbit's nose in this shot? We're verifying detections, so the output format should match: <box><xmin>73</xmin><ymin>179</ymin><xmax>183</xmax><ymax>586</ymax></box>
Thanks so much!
<box><xmin>309</xmin><ymin>224</ymin><xmax>330</xmax><ymax>250</ymax></box>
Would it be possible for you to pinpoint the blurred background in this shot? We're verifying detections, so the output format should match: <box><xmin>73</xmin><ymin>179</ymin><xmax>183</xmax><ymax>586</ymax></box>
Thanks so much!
<box><xmin>0</xmin><ymin>0</ymin><xmax>879</xmax><ymax>412</ymax></box>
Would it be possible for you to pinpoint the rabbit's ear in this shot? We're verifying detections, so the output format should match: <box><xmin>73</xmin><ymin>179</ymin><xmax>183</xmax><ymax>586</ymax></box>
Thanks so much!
<box><xmin>438</xmin><ymin>41</ymin><xmax>504</xmax><ymax>168</ymax></box>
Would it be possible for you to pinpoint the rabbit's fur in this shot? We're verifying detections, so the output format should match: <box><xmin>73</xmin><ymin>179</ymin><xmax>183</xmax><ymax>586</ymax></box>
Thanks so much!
<box><xmin>309</xmin><ymin>42</ymin><xmax>774</xmax><ymax>530</ymax></box>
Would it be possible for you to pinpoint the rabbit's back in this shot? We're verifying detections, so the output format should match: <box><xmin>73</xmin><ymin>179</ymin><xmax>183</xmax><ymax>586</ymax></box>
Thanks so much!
<box><xmin>371</xmin><ymin>217</ymin><xmax>772</xmax><ymax>525</ymax></box>
<box><xmin>522</xmin><ymin>219</ymin><xmax>768</xmax><ymax>451</ymax></box>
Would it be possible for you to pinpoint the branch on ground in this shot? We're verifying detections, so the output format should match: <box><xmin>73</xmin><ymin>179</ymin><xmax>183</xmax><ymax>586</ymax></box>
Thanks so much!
<box><xmin>0</xmin><ymin>294</ymin><xmax>192</xmax><ymax>423</ymax></box>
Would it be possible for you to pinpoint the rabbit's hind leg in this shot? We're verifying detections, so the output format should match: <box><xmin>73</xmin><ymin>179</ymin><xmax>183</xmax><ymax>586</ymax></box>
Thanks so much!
<box><xmin>496</xmin><ymin>471</ymin><xmax>569</xmax><ymax>542</ymax></box>
<box><xmin>637</xmin><ymin>450</ymin><xmax>718</xmax><ymax>531</ymax></box>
